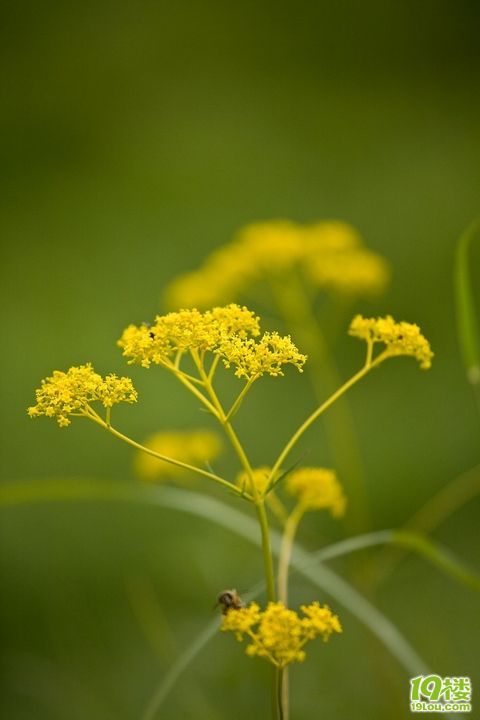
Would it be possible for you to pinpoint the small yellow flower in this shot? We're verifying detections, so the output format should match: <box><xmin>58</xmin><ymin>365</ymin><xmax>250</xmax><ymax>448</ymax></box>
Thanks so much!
<box><xmin>27</xmin><ymin>364</ymin><xmax>137</xmax><ymax>427</ymax></box>
<box><xmin>221</xmin><ymin>600</ymin><xmax>342</xmax><ymax>668</ymax></box>
<box><xmin>349</xmin><ymin>314</ymin><xmax>434</xmax><ymax>369</ymax></box>
<box><xmin>134</xmin><ymin>429</ymin><xmax>222</xmax><ymax>482</ymax></box>
<box><xmin>285</xmin><ymin>467</ymin><xmax>346</xmax><ymax>517</ymax></box>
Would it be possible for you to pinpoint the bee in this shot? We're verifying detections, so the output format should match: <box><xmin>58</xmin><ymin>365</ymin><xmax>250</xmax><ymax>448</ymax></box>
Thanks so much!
<box><xmin>215</xmin><ymin>589</ymin><xmax>244</xmax><ymax>614</ymax></box>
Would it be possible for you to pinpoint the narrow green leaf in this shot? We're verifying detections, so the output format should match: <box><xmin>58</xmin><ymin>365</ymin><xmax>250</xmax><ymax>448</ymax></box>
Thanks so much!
<box><xmin>144</xmin><ymin>527</ymin><xmax>477</xmax><ymax>719</ymax></box>
<box><xmin>392</xmin><ymin>530</ymin><xmax>480</xmax><ymax>592</ymax></box>
<box><xmin>4</xmin><ymin>481</ymin><xmax>467</xmax><ymax>719</ymax></box>
<box><xmin>454</xmin><ymin>219</ymin><xmax>480</xmax><ymax>386</ymax></box>
<box><xmin>0</xmin><ymin>480</ymin><xmax>429</xmax><ymax>675</ymax></box>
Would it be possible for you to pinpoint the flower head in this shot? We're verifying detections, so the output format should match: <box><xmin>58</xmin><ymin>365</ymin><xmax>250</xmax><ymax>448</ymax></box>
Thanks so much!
<box><xmin>119</xmin><ymin>304</ymin><xmax>306</xmax><ymax>380</ymax></box>
<box><xmin>299</xmin><ymin>601</ymin><xmax>343</xmax><ymax>640</ymax></box>
<box><xmin>218</xmin><ymin>331</ymin><xmax>306</xmax><ymax>380</ymax></box>
<box><xmin>285</xmin><ymin>467</ymin><xmax>346</xmax><ymax>517</ymax></box>
<box><xmin>349</xmin><ymin>314</ymin><xmax>434</xmax><ymax>369</ymax></box>
<box><xmin>165</xmin><ymin>219</ymin><xmax>389</xmax><ymax>308</ymax></box>
<box><xmin>221</xmin><ymin>600</ymin><xmax>342</xmax><ymax>668</ymax></box>
<box><xmin>221</xmin><ymin>601</ymin><xmax>262</xmax><ymax>641</ymax></box>
<box><xmin>27</xmin><ymin>364</ymin><xmax>137</xmax><ymax>427</ymax></box>
<box><xmin>134</xmin><ymin>429</ymin><xmax>222</xmax><ymax>482</ymax></box>
<box><xmin>118</xmin><ymin>304</ymin><xmax>259</xmax><ymax>368</ymax></box>
<box><xmin>236</xmin><ymin>466</ymin><xmax>273</xmax><ymax>496</ymax></box>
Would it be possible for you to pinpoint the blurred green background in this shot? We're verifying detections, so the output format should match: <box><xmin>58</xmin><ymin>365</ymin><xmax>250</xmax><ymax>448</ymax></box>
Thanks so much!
<box><xmin>1</xmin><ymin>1</ymin><xmax>479</xmax><ymax>718</ymax></box>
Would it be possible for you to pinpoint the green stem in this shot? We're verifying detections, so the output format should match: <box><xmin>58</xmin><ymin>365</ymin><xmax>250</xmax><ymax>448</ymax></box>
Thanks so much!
<box><xmin>277</xmin><ymin>504</ymin><xmax>305</xmax><ymax>604</ymax></box>
<box><xmin>173</xmin><ymin>371</ymin><xmax>219</xmax><ymax>417</ymax></box>
<box><xmin>275</xmin><ymin>668</ymin><xmax>284</xmax><ymax>720</ymax></box>
<box><xmin>189</xmin><ymin>350</ymin><xmax>279</xmax><ymax>717</ymax></box>
<box><xmin>189</xmin><ymin>351</ymin><xmax>277</xmax><ymax>603</ymax></box>
<box><xmin>269</xmin><ymin>273</ymin><xmax>371</xmax><ymax>534</ymax></box>
<box><xmin>454</xmin><ymin>218</ymin><xmax>480</xmax><ymax>386</ymax></box>
<box><xmin>256</xmin><ymin>500</ymin><xmax>276</xmax><ymax>602</ymax></box>
<box><xmin>190</xmin><ymin>349</ymin><xmax>258</xmax><ymax>498</ymax></box>
<box><xmin>267</xmin><ymin>356</ymin><xmax>382</xmax><ymax>491</ymax></box>
<box><xmin>85</xmin><ymin>412</ymin><xmax>247</xmax><ymax>498</ymax></box>
<box><xmin>207</xmin><ymin>354</ymin><xmax>220</xmax><ymax>382</ymax></box>
<box><xmin>224</xmin><ymin>376</ymin><xmax>257</xmax><ymax>422</ymax></box>
<box><xmin>277</xmin><ymin>505</ymin><xmax>305</xmax><ymax>720</ymax></box>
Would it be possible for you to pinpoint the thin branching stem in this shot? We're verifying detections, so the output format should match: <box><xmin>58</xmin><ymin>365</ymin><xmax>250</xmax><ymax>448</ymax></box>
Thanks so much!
<box><xmin>266</xmin><ymin>351</ymin><xmax>387</xmax><ymax>493</ymax></box>
<box><xmin>84</xmin><ymin>411</ymin><xmax>247</xmax><ymax>498</ymax></box>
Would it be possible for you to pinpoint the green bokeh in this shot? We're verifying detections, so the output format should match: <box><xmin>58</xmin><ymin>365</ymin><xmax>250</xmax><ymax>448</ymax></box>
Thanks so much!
<box><xmin>1</xmin><ymin>1</ymin><xmax>479</xmax><ymax>718</ymax></box>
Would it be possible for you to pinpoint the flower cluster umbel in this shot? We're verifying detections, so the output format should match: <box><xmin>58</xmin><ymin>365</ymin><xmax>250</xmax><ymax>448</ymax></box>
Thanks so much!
<box><xmin>221</xmin><ymin>601</ymin><xmax>342</xmax><ymax>668</ymax></box>
<box><xmin>27</xmin><ymin>363</ymin><xmax>137</xmax><ymax>427</ymax></box>
<box><xmin>26</xmin><ymin>221</ymin><xmax>438</xmax><ymax>720</ymax></box>
<box><xmin>165</xmin><ymin>220</ymin><xmax>390</xmax><ymax>308</ymax></box>
<box><xmin>27</xmin><ymin>309</ymin><xmax>433</xmax><ymax>431</ymax></box>
<box><xmin>135</xmin><ymin>429</ymin><xmax>222</xmax><ymax>482</ymax></box>
<box><xmin>349</xmin><ymin>314</ymin><xmax>434</xmax><ymax>369</ymax></box>
<box><xmin>236</xmin><ymin>465</ymin><xmax>346</xmax><ymax>517</ymax></box>
<box><xmin>286</xmin><ymin>467</ymin><xmax>346</xmax><ymax>517</ymax></box>
<box><xmin>118</xmin><ymin>303</ymin><xmax>306</xmax><ymax>380</ymax></box>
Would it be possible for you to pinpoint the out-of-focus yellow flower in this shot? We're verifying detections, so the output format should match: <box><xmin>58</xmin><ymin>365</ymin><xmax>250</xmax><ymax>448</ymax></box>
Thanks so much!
<box><xmin>221</xmin><ymin>600</ymin><xmax>342</xmax><ymax>668</ymax></box>
<box><xmin>285</xmin><ymin>467</ymin><xmax>346</xmax><ymax>517</ymax></box>
<box><xmin>349</xmin><ymin>314</ymin><xmax>434</xmax><ymax>369</ymax></box>
<box><xmin>134</xmin><ymin>429</ymin><xmax>222</xmax><ymax>482</ymax></box>
<box><xmin>236</xmin><ymin>466</ymin><xmax>273</xmax><ymax>495</ymax></box>
<box><xmin>118</xmin><ymin>303</ymin><xmax>306</xmax><ymax>380</ymax></box>
<box><xmin>305</xmin><ymin>222</ymin><xmax>389</xmax><ymax>295</ymax></box>
<box><xmin>299</xmin><ymin>601</ymin><xmax>343</xmax><ymax>640</ymax></box>
<box><xmin>27</xmin><ymin>364</ymin><xmax>137</xmax><ymax>427</ymax></box>
<box><xmin>165</xmin><ymin>219</ymin><xmax>390</xmax><ymax>308</ymax></box>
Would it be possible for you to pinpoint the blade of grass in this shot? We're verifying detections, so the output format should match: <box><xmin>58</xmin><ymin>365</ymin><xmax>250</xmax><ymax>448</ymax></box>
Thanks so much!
<box><xmin>144</xmin><ymin>527</ymin><xmax>478</xmax><ymax>720</ymax></box>
<box><xmin>0</xmin><ymin>480</ymin><xmax>428</xmax><ymax>673</ymax></box>
<box><xmin>142</xmin><ymin>578</ymin><xmax>266</xmax><ymax>720</ymax></box>
<box><xmin>373</xmin><ymin>463</ymin><xmax>480</xmax><ymax>585</ymax></box>
<box><xmin>2</xmin><ymin>480</ymin><xmax>465</xmax><ymax>719</ymax></box>
<box><xmin>308</xmin><ymin>529</ymin><xmax>480</xmax><ymax>592</ymax></box>
<box><xmin>454</xmin><ymin>219</ymin><xmax>480</xmax><ymax>397</ymax></box>
<box><xmin>392</xmin><ymin>530</ymin><xmax>480</xmax><ymax>592</ymax></box>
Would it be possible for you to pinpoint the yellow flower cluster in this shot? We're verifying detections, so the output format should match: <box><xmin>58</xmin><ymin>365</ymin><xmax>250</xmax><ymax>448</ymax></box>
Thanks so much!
<box><xmin>221</xmin><ymin>600</ymin><xmax>342</xmax><ymax>668</ymax></box>
<box><xmin>27</xmin><ymin>364</ymin><xmax>137</xmax><ymax>427</ymax></box>
<box><xmin>286</xmin><ymin>467</ymin><xmax>346</xmax><ymax>517</ymax></box>
<box><xmin>134</xmin><ymin>429</ymin><xmax>222</xmax><ymax>482</ymax></box>
<box><xmin>236</xmin><ymin>466</ymin><xmax>272</xmax><ymax>495</ymax></box>
<box><xmin>118</xmin><ymin>303</ymin><xmax>306</xmax><ymax>380</ymax></box>
<box><xmin>165</xmin><ymin>219</ymin><xmax>390</xmax><ymax>308</ymax></box>
<box><xmin>349</xmin><ymin>314</ymin><xmax>434</xmax><ymax>369</ymax></box>
<box><xmin>306</xmin><ymin>241</ymin><xmax>389</xmax><ymax>295</ymax></box>
<box><xmin>219</xmin><ymin>331</ymin><xmax>306</xmax><ymax>379</ymax></box>
<box><xmin>118</xmin><ymin>305</ymin><xmax>260</xmax><ymax>368</ymax></box>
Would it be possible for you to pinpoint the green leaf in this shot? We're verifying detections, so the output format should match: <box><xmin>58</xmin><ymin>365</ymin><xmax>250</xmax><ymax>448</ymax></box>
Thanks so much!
<box><xmin>392</xmin><ymin>530</ymin><xmax>480</xmax><ymax>592</ymax></box>
<box><xmin>454</xmin><ymin>218</ymin><xmax>480</xmax><ymax>386</ymax></box>
<box><xmin>144</xmin><ymin>527</ymin><xmax>479</xmax><ymax>719</ymax></box>
<box><xmin>0</xmin><ymin>479</ymin><xmax>429</xmax><ymax>676</ymax></box>
<box><xmin>3</xmin><ymin>480</ymin><xmax>472</xmax><ymax>720</ymax></box>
